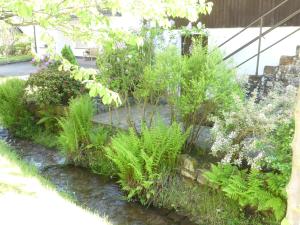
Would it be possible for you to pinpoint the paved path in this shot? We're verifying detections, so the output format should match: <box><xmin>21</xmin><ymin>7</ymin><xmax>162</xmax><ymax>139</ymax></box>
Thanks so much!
<box><xmin>0</xmin><ymin>58</ymin><xmax>97</xmax><ymax>77</ymax></box>
<box><xmin>93</xmin><ymin>104</ymin><xmax>171</xmax><ymax>132</ymax></box>
<box><xmin>0</xmin><ymin>62</ymin><xmax>38</xmax><ymax>76</ymax></box>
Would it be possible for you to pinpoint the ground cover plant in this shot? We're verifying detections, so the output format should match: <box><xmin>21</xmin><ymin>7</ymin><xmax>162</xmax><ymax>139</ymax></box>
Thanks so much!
<box><xmin>152</xmin><ymin>174</ymin><xmax>277</xmax><ymax>225</ymax></box>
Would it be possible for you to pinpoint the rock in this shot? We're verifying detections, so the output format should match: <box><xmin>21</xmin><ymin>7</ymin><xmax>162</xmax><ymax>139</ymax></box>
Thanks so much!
<box><xmin>196</xmin><ymin>169</ymin><xmax>206</xmax><ymax>185</ymax></box>
<box><xmin>179</xmin><ymin>154</ymin><xmax>199</xmax><ymax>180</ymax></box>
<box><xmin>179</xmin><ymin>154</ymin><xmax>198</xmax><ymax>172</ymax></box>
<box><xmin>181</xmin><ymin>169</ymin><xmax>197</xmax><ymax>180</ymax></box>
<box><xmin>194</xmin><ymin>126</ymin><xmax>213</xmax><ymax>151</ymax></box>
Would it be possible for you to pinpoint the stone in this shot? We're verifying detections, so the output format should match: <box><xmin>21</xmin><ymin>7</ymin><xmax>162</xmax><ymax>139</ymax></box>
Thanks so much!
<box><xmin>181</xmin><ymin>169</ymin><xmax>197</xmax><ymax>180</ymax></box>
<box><xmin>196</xmin><ymin>169</ymin><xmax>206</xmax><ymax>185</ymax></box>
<box><xmin>179</xmin><ymin>154</ymin><xmax>198</xmax><ymax>172</ymax></box>
<box><xmin>194</xmin><ymin>126</ymin><xmax>213</xmax><ymax>151</ymax></box>
<box><xmin>279</xmin><ymin>55</ymin><xmax>295</xmax><ymax>66</ymax></box>
<box><xmin>263</xmin><ymin>65</ymin><xmax>277</xmax><ymax>75</ymax></box>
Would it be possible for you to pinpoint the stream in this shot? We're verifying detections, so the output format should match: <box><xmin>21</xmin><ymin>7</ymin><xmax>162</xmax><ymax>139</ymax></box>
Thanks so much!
<box><xmin>0</xmin><ymin>128</ymin><xmax>195</xmax><ymax>225</ymax></box>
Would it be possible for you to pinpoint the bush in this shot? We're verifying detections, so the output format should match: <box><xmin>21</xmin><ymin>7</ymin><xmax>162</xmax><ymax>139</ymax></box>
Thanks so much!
<box><xmin>25</xmin><ymin>64</ymin><xmax>85</xmax><ymax>106</ymax></box>
<box><xmin>96</xmin><ymin>35</ymin><xmax>153</xmax><ymax>98</ymax></box>
<box><xmin>178</xmin><ymin>42</ymin><xmax>242</xmax><ymax>148</ymax></box>
<box><xmin>106</xmin><ymin>120</ymin><xmax>190</xmax><ymax>204</ymax></box>
<box><xmin>61</xmin><ymin>45</ymin><xmax>78</xmax><ymax>65</ymax></box>
<box><xmin>0</xmin><ymin>79</ymin><xmax>35</xmax><ymax>137</ymax></box>
<box><xmin>210</xmin><ymin>85</ymin><xmax>296</xmax><ymax>168</ymax></box>
<box><xmin>58</xmin><ymin>95</ymin><xmax>113</xmax><ymax>175</ymax></box>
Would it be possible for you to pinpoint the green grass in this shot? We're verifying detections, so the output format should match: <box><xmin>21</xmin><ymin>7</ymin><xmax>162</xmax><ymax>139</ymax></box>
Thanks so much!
<box><xmin>32</xmin><ymin>130</ymin><xmax>59</xmax><ymax>149</ymax></box>
<box><xmin>0</xmin><ymin>141</ymin><xmax>112</xmax><ymax>225</ymax></box>
<box><xmin>0</xmin><ymin>55</ymin><xmax>32</xmax><ymax>64</ymax></box>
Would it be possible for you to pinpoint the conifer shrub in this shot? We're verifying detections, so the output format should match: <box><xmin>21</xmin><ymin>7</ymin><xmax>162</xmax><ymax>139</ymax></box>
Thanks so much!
<box><xmin>61</xmin><ymin>45</ymin><xmax>78</xmax><ymax>65</ymax></box>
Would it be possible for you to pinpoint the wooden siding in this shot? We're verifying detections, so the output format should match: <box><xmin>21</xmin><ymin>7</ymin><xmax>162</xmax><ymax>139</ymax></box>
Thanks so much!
<box><xmin>175</xmin><ymin>0</ymin><xmax>300</xmax><ymax>28</ymax></box>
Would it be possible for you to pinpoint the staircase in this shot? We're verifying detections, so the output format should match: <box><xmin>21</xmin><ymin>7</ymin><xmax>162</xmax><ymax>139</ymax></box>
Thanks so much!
<box><xmin>248</xmin><ymin>45</ymin><xmax>300</xmax><ymax>95</ymax></box>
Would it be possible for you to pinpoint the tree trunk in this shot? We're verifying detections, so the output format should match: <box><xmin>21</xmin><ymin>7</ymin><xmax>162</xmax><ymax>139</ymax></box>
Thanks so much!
<box><xmin>286</xmin><ymin>87</ymin><xmax>300</xmax><ymax>225</ymax></box>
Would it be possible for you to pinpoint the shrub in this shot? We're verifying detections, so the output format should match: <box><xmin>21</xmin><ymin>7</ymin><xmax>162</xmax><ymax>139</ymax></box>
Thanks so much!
<box><xmin>106</xmin><ymin>120</ymin><xmax>190</xmax><ymax>204</ymax></box>
<box><xmin>0</xmin><ymin>79</ymin><xmax>35</xmax><ymax>137</ymax></box>
<box><xmin>58</xmin><ymin>95</ymin><xmax>113</xmax><ymax>175</ymax></box>
<box><xmin>210</xmin><ymin>85</ymin><xmax>296</xmax><ymax>168</ymax></box>
<box><xmin>61</xmin><ymin>45</ymin><xmax>78</xmax><ymax>65</ymax></box>
<box><xmin>96</xmin><ymin>34</ymin><xmax>154</xmax><ymax>98</ymax></box>
<box><xmin>25</xmin><ymin>64</ymin><xmax>85</xmax><ymax>106</ymax></box>
<box><xmin>204</xmin><ymin>164</ymin><xmax>286</xmax><ymax>221</ymax></box>
<box><xmin>178</xmin><ymin>42</ymin><xmax>242</xmax><ymax>148</ymax></box>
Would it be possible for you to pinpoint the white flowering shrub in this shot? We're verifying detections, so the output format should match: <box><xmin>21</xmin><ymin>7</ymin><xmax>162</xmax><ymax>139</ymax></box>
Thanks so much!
<box><xmin>211</xmin><ymin>85</ymin><xmax>297</xmax><ymax>168</ymax></box>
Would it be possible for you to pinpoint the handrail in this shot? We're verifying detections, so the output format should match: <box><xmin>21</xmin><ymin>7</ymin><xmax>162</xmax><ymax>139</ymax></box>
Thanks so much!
<box><xmin>236</xmin><ymin>27</ymin><xmax>300</xmax><ymax>68</ymax></box>
<box><xmin>223</xmin><ymin>8</ymin><xmax>300</xmax><ymax>61</ymax></box>
<box><xmin>218</xmin><ymin>0</ymin><xmax>289</xmax><ymax>48</ymax></box>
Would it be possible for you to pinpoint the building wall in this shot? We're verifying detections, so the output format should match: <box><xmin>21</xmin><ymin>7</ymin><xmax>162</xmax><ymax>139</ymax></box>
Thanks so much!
<box><xmin>201</xmin><ymin>0</ymin><xmax>300</xmax><ymax>28</ymax></box>
<box><xmin>207</xmin><ymin>26</ymin><xmax>300</xmax><ymax>75</ymax></box>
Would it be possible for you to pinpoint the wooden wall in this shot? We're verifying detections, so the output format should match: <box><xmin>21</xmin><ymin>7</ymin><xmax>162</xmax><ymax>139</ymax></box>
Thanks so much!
<box><xmin>175</xmin><ymin>0</ymin><xmax>300</xmax><ymax>28</ymax></box>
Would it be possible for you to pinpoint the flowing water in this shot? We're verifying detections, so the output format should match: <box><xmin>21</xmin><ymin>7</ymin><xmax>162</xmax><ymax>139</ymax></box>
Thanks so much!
<box><xmin>0</xmin><ymin>128</ymin><xmax>195</xmax><ymax>225</ymax></box>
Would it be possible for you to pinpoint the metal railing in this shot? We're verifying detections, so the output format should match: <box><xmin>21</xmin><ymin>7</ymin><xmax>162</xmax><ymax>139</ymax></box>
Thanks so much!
<box><xmin>219</xmin><ymin>0</ymin><xmax>300</xmax><ymax>75</ymax></box>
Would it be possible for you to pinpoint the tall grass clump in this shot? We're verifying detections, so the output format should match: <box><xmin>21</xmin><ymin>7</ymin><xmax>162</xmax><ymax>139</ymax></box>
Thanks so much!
<box><xmin>106</xmin><ymin>121</ymin><xmax>190</xmax><ymax>204</ymax></box>
<box><xmin>0</xmin><ymin>79</ymin><xmax>35</xmax><ymax>137</ymax></box>
<box><xmin>58</xmin><ymin>95</ymin><xmax>113</xmax><ymax>175</ymax></box>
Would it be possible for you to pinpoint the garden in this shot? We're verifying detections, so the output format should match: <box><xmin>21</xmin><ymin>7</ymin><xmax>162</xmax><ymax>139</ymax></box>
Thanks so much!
<box><xmin>0</xmin><ymin>1</ymin><xmax>299</xmax><ymax>225</ymax></box>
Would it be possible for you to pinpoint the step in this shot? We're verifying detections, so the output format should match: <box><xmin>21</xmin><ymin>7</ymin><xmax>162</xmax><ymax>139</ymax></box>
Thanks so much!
<box><xmin>263</xmin><ymin>65</ymin><xmax>278</xmax><ymax>75</ymax></box>
<box><xmin>279</xmin><ymin>55</ymin><xmax>295</xmax><ymax>66</ymax></box>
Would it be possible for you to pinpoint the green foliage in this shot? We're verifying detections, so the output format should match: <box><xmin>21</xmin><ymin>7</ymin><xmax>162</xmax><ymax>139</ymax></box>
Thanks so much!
<box><xmin>96</xmin><ymin>32</ymin><xmax>154</xmax><ymax>98</ymax></box>
<box><xmin>106</xmin><ymin>120</ymin><xmax>189</xmax><ymax>204</ymax></box>
<box><xmin>134</xmin><ymin>46</ymin><xmax>182</xmax><ymax>106</ymax></box>
<box><xmin>26</xmin><ymin>64</ymin><xmax>85</xmax><ymax>106</ymax></box>
<box><xmin>32</xmin><ymin>130</ymin><xmax>59</xmax><ymax>148</ymax></box>
<box><xmin>61</xmin><ymin>45</ymin><xmax>78</xmax><ymax>65</ymax></box>
<box><xmin>179</xmin><ymin>42</ymin><xmax>242</xmax><ymax>123</ymax></box>
<box><xmin>0</xmin><ymin>79</ymin><xmax>35</xmax><ymax>137</ymax></box>
<box><xmin>264</xmin><ymin>121</ymin><xmax>294</xmax><ymax>175</ymax></box>
<box><xmin>152</xmin><ymin>174</ymin><xmax>276</xmax><ymax>225</ymax></box>
<box><xmin>204</xmin><ymin>164</ymin><xmax>287</xmax><ymax>221</ymax></box>
<box><xmin>58</xmin><ymin>95</ymin><xmax>113</xmax><ymax>175</ymax></box>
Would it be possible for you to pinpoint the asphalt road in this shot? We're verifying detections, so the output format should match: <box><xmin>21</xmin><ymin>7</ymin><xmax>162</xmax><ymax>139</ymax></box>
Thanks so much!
<box><xmin>0</xmin><ymin>58</ymin><xmax>97</xmax><ymax>77</ymax></box>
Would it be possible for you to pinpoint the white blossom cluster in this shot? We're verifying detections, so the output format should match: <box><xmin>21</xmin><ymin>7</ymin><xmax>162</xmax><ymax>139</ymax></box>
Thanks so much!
<box><xmin>211</xmin><ymin>85</ymin><xmax>297</xmax><ymax>169</ymax></box>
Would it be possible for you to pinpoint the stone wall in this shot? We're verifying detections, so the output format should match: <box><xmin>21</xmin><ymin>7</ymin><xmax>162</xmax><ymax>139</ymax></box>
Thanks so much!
<box><xmin>248</xmin><ymin>45</ymin><xmax>300</xmax><ymax>96</ymax></box>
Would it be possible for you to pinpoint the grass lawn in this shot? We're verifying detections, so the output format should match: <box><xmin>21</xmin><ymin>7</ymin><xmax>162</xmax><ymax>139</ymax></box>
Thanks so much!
<box><xmin>0</xmin><ymin>141</ymin><xmax>112</xmax><ymax>225</ymax></box>
<box><xmin>0</xmin><ymin>55</ymin><xmax>32</xmax><ymax>64</ymax></box>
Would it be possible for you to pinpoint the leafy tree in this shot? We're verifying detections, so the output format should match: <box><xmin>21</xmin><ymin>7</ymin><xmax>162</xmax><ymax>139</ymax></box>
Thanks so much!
<box><xmin>0</xmin><ymin>0</ymin><xmax>213</xmax><ymax>105</ymax></box>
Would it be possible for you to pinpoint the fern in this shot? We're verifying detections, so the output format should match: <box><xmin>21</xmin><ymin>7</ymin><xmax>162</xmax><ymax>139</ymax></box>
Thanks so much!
<box><xmin>204</xmin><ymin>164</ymin><xmax>287</xmax><ymax>221</ymax></box>
<box><xmin>58</xmin><ymin>95</ymin><xmax>112</xmax><ymax>175</ymax></box>
<box><xmin>0</xmin><ymin>79</ymin><xmax>35</xmax><ymax>137</ymax></box>
<box><xmin>106</xmin><ymin>120</ymin><xmax>189</xmax><ymax>204</ymax></box>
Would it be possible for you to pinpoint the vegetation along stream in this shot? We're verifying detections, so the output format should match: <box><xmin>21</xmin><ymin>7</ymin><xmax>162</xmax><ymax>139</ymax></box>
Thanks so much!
<box><xmin>0</xmin><ymin>127</ymin><xmax>195</xmax><ymax>225</ymax></box>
